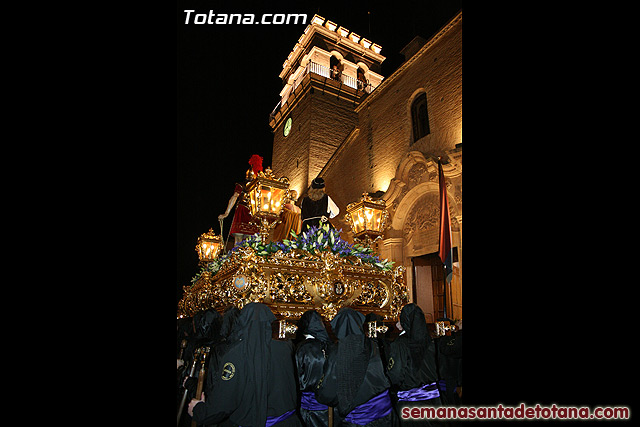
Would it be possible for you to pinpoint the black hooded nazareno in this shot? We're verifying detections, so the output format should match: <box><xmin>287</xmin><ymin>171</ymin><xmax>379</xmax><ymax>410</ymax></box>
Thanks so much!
<box><xmin>295</xmin><ymin>310</ymin><xmax>331</xmax><ymax>427</ymax></box>
<box><xmin>191</xmin><ymin>303</ymin><xmax>302</xmax><ymax>427</ymax></box>
<box><xmin>386</xmin><ymin>303</ymin><xmax>444</xmax><ymax>425</ymax></box>
<box><xmin>316</xmin><ymin>307</ymin><xmax>394</xmax><ymax>427</ymax></box>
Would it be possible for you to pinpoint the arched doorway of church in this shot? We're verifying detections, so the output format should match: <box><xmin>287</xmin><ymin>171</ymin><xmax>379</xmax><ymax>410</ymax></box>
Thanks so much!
<box><xmin>411</xmin><ymin>248</ymin><xmax>458</xmax><ymax>323</ymax></box>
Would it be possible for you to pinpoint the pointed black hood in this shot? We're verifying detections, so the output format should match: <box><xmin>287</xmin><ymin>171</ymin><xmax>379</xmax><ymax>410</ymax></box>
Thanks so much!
<box><xmin>331</xmin><ymin>307</ymin><xmax>365</xmax><ymax>339</ymax></box>
<box><xmin>399</xmin><ymin>303</ymin><xmax>430</xmax><ymax>366</ymax></box>
<box><xmin>298</xmin><ymin>309</ymin><xmax>330</xmax><ymax>343</ymax></box>
<box><xmin>330</xmin><ymin>307</ymin><xmax>371</xmax><ymax>416</ymax></box>
<box><xmin>194</xmin><ymin>309</ymin><xmax>223</xmax><ymax>345</ymax></box>
<box><xmin>226</xmin><ymin>303</ymin><xmax>276</xmax><ymax>427</ymax></box>
<box><xmin>220</xmin><ymin>305</ymin><xmax>241</xmax><ymax>339</ymax></box>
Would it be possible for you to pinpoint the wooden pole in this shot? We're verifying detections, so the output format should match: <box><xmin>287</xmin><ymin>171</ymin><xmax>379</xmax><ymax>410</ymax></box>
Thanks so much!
<box><xmin>328</xmin><ymin>406</ymin><xmax>334</xmax><ymax>427</ymax></box>
<box><xmin>191</xmin><ymin>347</ymin><xmax>210</xmax><ymax>427</ymax></box>
<box><xmin>177</xmin><ymin>348</ymin><xmax>201</xmax><ymax>426</ymax></box>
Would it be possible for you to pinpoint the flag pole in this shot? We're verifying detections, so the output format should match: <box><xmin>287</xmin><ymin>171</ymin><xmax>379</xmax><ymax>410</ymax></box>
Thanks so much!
<box><xmin>442</xmin><ymin>269</ymin><xmax>448</xmax><ymax>319</ymax></box>
<box><xmin>443</xmin><ymin>246</ymin><xmax>453</xmax><ymax>319</ymax></box>
<box><xmin>437</xmin><ymin>156</ymin><xmax>453</xmax><ymax>319</ymax></box>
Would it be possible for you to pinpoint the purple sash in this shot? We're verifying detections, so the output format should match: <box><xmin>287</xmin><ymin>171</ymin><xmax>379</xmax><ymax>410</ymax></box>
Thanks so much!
<box><xmin>396</xmin><ymin>382</ymin><xmax>440</xmax><ymax>402</ymax></box>
<box><xmin>265</xmin><ymin>409</ymin><xmax>296</xmax><ymax>427</ymax></box>
<box><xmin>343</xmin><ymin>390</ymin><xmax>392</xmax><ymax>425</ymax></box>
<box><xmin>301</xmin><ymin>391</ymin><xmax>328</xmax><ymax>411</ymax></box>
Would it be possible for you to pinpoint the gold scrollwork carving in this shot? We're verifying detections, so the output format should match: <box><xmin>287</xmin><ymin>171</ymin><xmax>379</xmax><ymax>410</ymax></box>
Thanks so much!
<box><xmin>354</xmin><ymin>280</ymin><xmax>390</xmax><ymax>308</ymax></box>
<box><xmin>269</xmin><ymin>272</ymin><xmax>313</xmax><ymax>303</ymax></box>
<box><xmin>177</xmin><ymin>245</ymin><xmax>408</xmax><ymax>321</ymax></box>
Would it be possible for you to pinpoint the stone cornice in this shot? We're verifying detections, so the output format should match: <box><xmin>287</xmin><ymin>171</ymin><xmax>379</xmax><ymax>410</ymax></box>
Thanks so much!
<box><xmin>280</xmin><ymin>14</ymin><xmax>385</xmax><ymax>80</ymax></box>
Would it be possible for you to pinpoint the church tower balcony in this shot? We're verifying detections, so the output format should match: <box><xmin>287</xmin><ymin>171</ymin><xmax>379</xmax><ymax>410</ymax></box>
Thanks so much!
<box><xmin>269</xmin><ymin>14</ymin><xmax>386</xmax><ymax>197</ymax></box>
<box><xmin>270</xmin><ymin>14</ymin><xmax>385</xmax><ymax>127</ymax></box>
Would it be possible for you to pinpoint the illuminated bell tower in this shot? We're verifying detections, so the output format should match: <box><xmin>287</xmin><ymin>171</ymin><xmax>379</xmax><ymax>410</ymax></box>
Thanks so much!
<box><xmin>269</xmin><ymin>14</ymin><xmax>385</xmax><ymax>197</ymax></box>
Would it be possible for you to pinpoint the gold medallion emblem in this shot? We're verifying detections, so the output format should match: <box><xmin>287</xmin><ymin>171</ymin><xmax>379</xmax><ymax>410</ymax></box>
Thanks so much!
<box><xmin>221</xmin><ymin>362</ymin><xmax>236</xmax><ymax>381</ymax></box>
<box><xmin>234</xmin><ymin>275</ymin><xmax>247</xmax><ymax>290</ymax></box>
<box><xmin>388</xmin><ymin>357</ymin><xmax>395</xmax><ymax>371</ymax></box>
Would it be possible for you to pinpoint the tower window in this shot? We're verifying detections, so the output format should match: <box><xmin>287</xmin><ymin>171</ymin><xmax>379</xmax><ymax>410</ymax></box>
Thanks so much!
<box><xmin>411</xmin><ymin>92</ymin><xmax>430</xmax><ymax>143</ymax></box>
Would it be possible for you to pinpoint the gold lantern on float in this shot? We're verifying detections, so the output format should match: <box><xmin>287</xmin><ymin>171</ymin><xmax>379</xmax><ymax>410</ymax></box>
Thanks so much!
<box><xmin>244</xmin><ymin>167</ymin><xmax>290</xmax><ymax>244</ymax></box>
<box><xmin>345</xmin><ymin>193</ymin><xmax>390</xmax><ymax>250</ymax></box>
<box><xmin>196</xmin><ymin>228</ymin><xmax>224</xmax><ymax>264</ymax></box>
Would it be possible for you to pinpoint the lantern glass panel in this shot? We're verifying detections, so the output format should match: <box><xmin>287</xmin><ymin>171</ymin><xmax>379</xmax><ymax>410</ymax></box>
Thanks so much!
<box><xmin>260</xmin><ymin>187</ymin><xmax>271</xmax><ymax>212</ymax></box>
<box><xmin>372</xmin><ymin>209</ymin><xmax>382</xmax><ymax>232</ymax></box>
<box><xmin>201</xmin><ymin>242</ymin><xmax>213</xmax><ymax>259</ymax></box>
<box><xmin>364</xmin><ymin>207</ymin><xmax>374</xmax><ymax>231</ymax></box>
<box><xmin>271</xmin><ymin>188</ymin><xmax>284</xmax><ymax>213</ymax></box>
<box><xmin>249</xmin><ymin>186</ymin><xmax>260</xmax><ymax>216</ymax></box>
<box><xmin>351</xmin><ymin>209</ymin><xmax>363</xmax><ymax>234</ymax></box>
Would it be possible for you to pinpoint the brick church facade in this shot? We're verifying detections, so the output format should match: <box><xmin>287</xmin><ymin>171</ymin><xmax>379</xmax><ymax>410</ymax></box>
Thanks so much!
<box><xmin>269</xmin><ymin>11</ymin><xmax>462</xmax><ymax>321</ymax></box>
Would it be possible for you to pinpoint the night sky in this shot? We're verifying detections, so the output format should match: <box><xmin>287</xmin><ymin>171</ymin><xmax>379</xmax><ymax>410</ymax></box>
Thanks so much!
<box><xmin>177</xmin><ymin>0</ymin><xmax>463</xmax><ymax>305</ymax></box>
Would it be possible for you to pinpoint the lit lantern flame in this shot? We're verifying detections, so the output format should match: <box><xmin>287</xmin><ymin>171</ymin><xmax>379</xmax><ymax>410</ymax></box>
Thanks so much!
<box><xmin>243</xmin><ymin>168</ymin><xmax>290</xmax><ymax>243</ymax></box>
<box><xmin>345</xmin><ymin>193</ymin><xmax>389</xmax><ymax>241</ymax></box>
<box><xmin>196</xmin><ymin>229</ymin><xmax>223</xmax><ymax>263</ymax></box>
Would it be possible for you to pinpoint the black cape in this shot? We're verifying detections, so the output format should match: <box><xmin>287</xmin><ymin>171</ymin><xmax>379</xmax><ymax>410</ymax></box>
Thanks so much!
<box><xmin>181</xmin><ymin>310</ymin><xmax>224</xmax><ymax>400</ymax></box>
<box><xmin>301</xmin><ymin>194</ymin><xmax>328</xmax><ymax>222</ymax></box>
<box><xmin>295</xmin><ymin>310</ymin><xmax>330</xmax><ymax>427</ymax></box>
<box><xmin>179</xmin><ymin>310</ymin><xmax>224</xmax><ymax>427</ymax></box>
<box><xmin>386</xmin><ymin>304</ymin><xmax>443</xmax><ymax>426</ymax></box>
<box><xmin>205</xmin><ymin>306</ymin><xmax>241</xmax><ymax>399</ymax></box>
<box><xmin>317</xmin><ymin>307</ymin><xmax>393</xmax><ymax>427</ymax></box>
<box><xmin>199</xmin><ymin>307</ymin><xmax>241</xmax><ymax>427</ymax></box>
<box><xmin>192</xmin><ymin>303</ymin><xmax>302</xmax><ymax>427</ymax></box>
<box><xmin>300</xmin><ymin>194</ymin><xmax>335</xmax><ymax>230</ymax></box>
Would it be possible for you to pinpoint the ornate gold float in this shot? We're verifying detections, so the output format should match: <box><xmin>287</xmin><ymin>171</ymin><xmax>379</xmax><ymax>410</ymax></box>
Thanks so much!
<box><xmin>178</xmin><ymin>227</ymin><xmax>408</xmax><ymax>321</ymax></box>
<box><xmin>178</xmin><ymin>169</ymin><xmax>409</xmax><ymax>321</ymax></box>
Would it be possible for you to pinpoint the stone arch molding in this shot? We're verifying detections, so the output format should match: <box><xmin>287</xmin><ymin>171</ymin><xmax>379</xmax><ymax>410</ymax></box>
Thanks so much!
<box><xmin>329</xmin><ymin>50</ymin><xmax>345</xmax><ymax>62</ymax></box>
<box><xmin>382</xmin><ymin>151</ymin><xmax>461</xmax><ymax>256</ymax></box>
